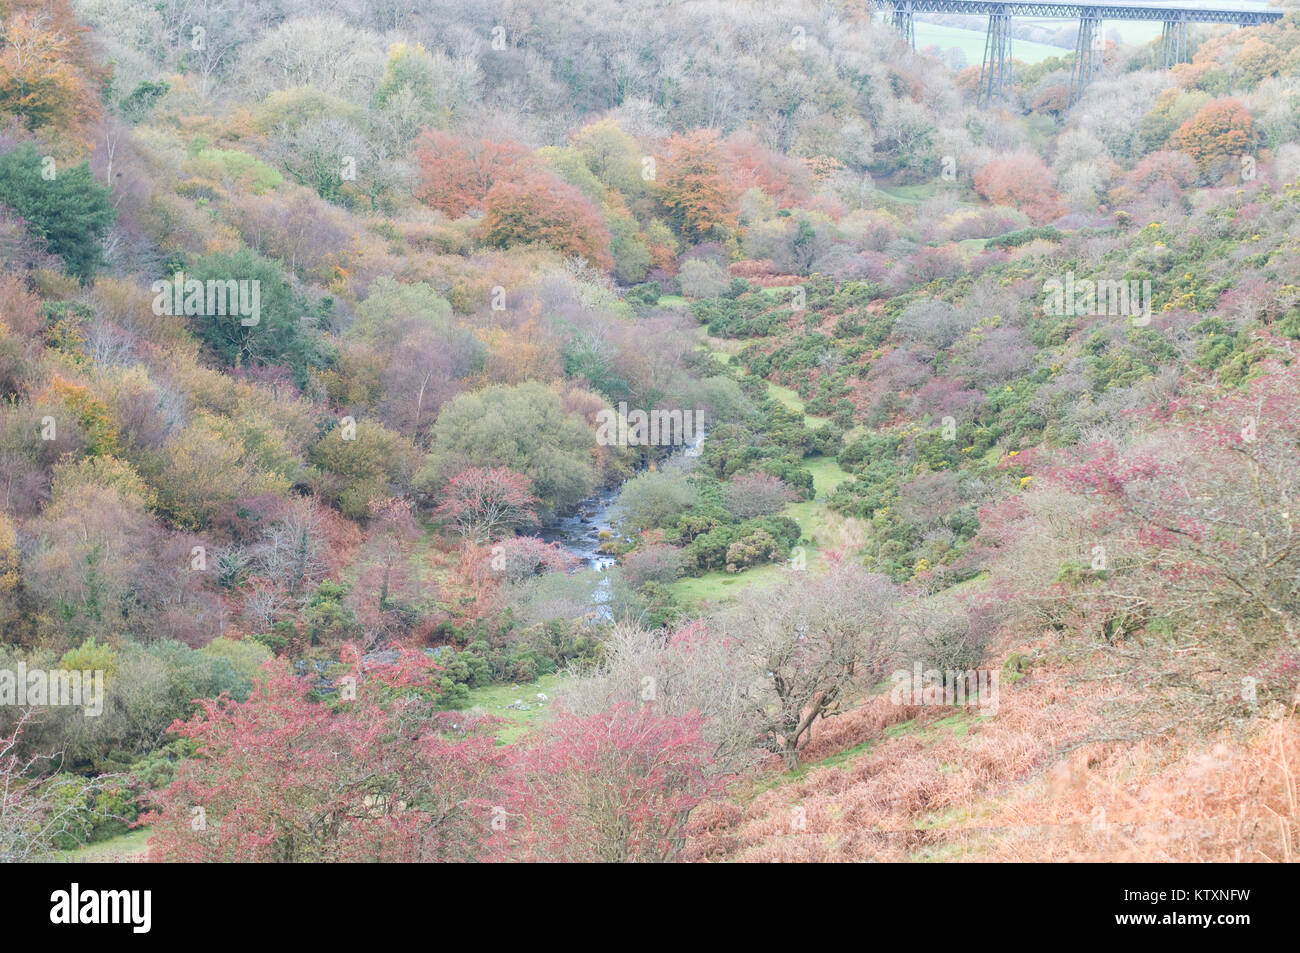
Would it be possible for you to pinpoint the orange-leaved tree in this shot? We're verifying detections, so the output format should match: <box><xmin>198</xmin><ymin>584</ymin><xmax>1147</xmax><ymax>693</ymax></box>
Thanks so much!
<box><xmin>477</xmin><ymin>171</ymin><xmax>613</xmax><ymax>269</ymax></box>
<box><xmin>413</xmin><ymin>128</ymin><xmax>532</xmax><ymax>217</ymax></box>
<box><xmin>973</xmin><ymin>151</ymin><xmax>1064</xmax><ymax>225</ymax></box>
<box><xmin>1172</xmin><ymin>97</ymin><xmax>1255</xmax><ymax>176</ymax></box>
<box><xmin>658</xmin><ymin>129</ymin><xmax>738</xmax><ymax>243</ymax></box>
<box><xmin>0</xmin><ymin>0</ymin><xmax>104</xmax><ymax>143</ymax></box>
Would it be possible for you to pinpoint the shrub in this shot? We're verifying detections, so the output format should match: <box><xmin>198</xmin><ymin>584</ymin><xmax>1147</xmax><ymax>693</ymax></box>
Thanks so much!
<box><xmin>621</xmin><ymin>544</ymin><xmax>686</xmax><ymax>587</ymax></box>
<box><xmin>0</xmin><ymin>144</ymin><xmax>115</xmax><ymax>281</ymax></box>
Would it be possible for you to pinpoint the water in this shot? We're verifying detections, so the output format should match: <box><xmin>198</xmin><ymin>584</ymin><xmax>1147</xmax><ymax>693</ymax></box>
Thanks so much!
<box><xmin>538</xmin><ymin>427</ymin><xmax>709</xmax><ymax>572</ymax></box>
<box><xmin>536</xmin><ymin>483</ymin><xmax>622</xmax><ymax>572</ymax></box>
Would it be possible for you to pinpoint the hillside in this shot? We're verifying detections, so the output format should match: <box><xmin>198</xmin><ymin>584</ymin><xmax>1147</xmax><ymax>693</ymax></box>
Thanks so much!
<box><xmin>0</xmin><ymin>0</ymin><xmax>1297</xmax><ymax>867</ymax></box>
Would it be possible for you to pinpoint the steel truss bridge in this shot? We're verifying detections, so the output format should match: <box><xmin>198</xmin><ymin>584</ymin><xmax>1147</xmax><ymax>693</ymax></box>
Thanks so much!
<box><xmin>870</xmin><ymin>1</ymin><xmax>1285</xmax><ymax>107</ymax></box>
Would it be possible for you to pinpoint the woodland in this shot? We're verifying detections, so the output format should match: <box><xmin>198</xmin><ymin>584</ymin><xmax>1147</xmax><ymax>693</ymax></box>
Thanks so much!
<box><xmin>0</xmin><ymin>0</ymin><xmax>1298</xmax><ymax>863</ymax></box>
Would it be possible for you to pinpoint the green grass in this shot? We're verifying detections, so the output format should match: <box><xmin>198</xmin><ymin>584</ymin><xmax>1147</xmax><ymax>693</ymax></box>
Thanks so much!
<box><xmin>884</xmin><ymin>710</ymin><xmax>976</xmax><ymax>740</ymax></box>
<box><xmin>766</xmin><ymin>381</ymin><xmax>833</xmax><ymax>429</ymax></box>
<box><xmin>802</xmin><ymin>455</ymin><xmax>850</xmax><ymax>495</ymax></box>
<box><xmin>676</xmin><ymin>316</ymin><xmax>854</xmax><ymax>607</ymax></box>
<box><xmin>61</xmin><ymin>827</ymin><xmax>151</xmax><ymax>863</ymax></box>
<box><xmin>746</xmin><ymin>735</ymin><xmax>881</xmax><ymax>797</ymax></box>
<box><xmin>912</xmin><ymin>22</ymin><xmax>1068</xmax><ymax>66</ymax></box>
<box><xmin>666</xmin><ymin>454</ymin><xmax>852</xmax><ymax>607</ymax></box>
<box><xmin>874</xmin><ymin>183</ymin><xmax>940</xmax><ymax>205</ymax></box>
<box><xmin>667</xmin><ymin>562</ymin><xmax>787</xmax><ymax>604</ymax></box>
<box><xmin>656</xmin><ymin>294</ymin><xmax>687</xmax><ymax>307</ymax></box>
<box><xmin>455</xmin><ymin>672</ymin><xmax>566</xmax><ymax>744</ymax></box>
<box><xmin>674</xmin><ymin>341</ymin><xmax>855</xmax><ymax>608</ymax></box>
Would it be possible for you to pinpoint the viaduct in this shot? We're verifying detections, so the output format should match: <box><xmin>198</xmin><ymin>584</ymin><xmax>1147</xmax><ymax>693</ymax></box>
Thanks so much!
<box><xmin>869</xmin><ymin>1</ymin><xmax>1285</xmax><ymax>106</ymax></box>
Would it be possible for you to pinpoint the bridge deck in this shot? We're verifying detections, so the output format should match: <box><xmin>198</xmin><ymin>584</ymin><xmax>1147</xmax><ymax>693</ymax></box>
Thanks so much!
<box><xmin>872</xmin><ymin>1</ymin><xmax>1284</xmax><ymax>25</ymax></box>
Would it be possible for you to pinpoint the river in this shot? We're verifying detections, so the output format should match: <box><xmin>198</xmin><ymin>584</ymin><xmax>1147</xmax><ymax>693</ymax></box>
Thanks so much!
<box><xmin>538</xmin><ymin>426</ymin><xmax>709</xmax><ymax>572</ymax></box>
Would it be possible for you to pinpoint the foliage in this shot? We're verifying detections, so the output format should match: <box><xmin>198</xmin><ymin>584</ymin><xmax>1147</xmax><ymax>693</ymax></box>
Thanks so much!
<box><xmin>478</xmin><ymin>171</ymin><xmax>613</xmax><ymax>270</ymax></box>
<box><xmin>419</xmin><ymin>382</ymin><xmax>597</xmax><ymax>515</ymax></box>
<box><xmin>0</xmin><ymin>144</ymin><xmax>114</xmax><ymax>281</ymax></box>
<box><xmin>500</xmin><ymin>703</ymin><xmax>721</xmax><ymax>862</ymax></box>
<box><xmin>436</xmin><ymin>466</ymin><xmax>538</xmax><ymax>544</ymax></box>
<box><xmin>143</xmin><ymin>647</ymin><xmax>502</xmax><ymax>862</ymax></box>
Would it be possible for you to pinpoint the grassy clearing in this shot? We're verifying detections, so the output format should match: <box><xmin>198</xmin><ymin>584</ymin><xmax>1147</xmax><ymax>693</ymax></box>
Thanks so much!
<box><xmin>956</xmin><ymin>237</ymin><xmax>990</xmax><ymax>258</ymax></box>
<box><xmin>61</xmin><ymin>827</ymin><xmax>151</xmax><ymax>863</ymax></box>
<box><xmin>667</xmin><ymin>562</ymin><xmax>786</xmax><ymax>605</ymax></box>
<box><xmin>672</xmin><ymin>343</ymin><xmax>858</xmax><ymax>607</ymax></box>
<box><xmin>802</xmin><ymin>454</ymin><xmax>850</xmax><ymax>495</ymax></box>
<box><xmin>456</xmin><ymin>672</ymin><xmax>566</xmax><ymax>744</ymax></box>
<box><xmin>766</xmin><ymin>381</ymin><xmax>834</xmax><ymax>430</ymax></box>
<box><xmin>667</xmin><ymin>453</ymin><xmax>856</xmax><ymax>608</ymax></box>
<box><xmin>873</xmin><ymin>182</ymin><xmax>935</xmax><ymax>205</ymax></box>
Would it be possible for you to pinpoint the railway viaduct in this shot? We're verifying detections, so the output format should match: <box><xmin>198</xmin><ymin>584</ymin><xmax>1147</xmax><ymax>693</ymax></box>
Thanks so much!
<box><xmin>871</xmin><ymin>1</ymin><xmax>1284</xmax><ymax>106</ymax></box>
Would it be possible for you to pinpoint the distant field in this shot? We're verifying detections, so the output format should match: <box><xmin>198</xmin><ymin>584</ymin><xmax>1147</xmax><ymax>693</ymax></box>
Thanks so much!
<box><xmin>914</xmin><ymin>21</ymin><xmax>1069</xmax><ymax>66</ymax></box>
<box><xmin>911</xmin><ymin>3</ymin><xmax>1277</xmax><ymax>69</ymax></box>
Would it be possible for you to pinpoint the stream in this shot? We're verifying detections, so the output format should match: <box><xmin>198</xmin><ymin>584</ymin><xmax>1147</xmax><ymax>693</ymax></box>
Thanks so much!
<box><xmin>538</xmin><ymin>426</ymin><xmax>709</xmax><ymax>573</ymax></box>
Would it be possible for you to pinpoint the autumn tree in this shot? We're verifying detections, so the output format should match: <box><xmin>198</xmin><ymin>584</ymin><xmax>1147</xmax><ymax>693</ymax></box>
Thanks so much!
<box><xmin>722</xmin><ymin>472</ymin><xmax>798</xmax><ymax>519</ymax></box>
<box><xmin>1122</xmin><ymin>149</ymin><xmax>1198</xmax><ymax>194</ymax></box>
<box><xmin>973</xmin><ymin>151</ymin><xmax>1064</xmax><ymax>225</ymax></box>
<box><xmin>719</xmin><ymin>131</ymin><xmax>811</xmax><ymax>208</ymax></box>
<box><xmin>26</xmin><ymin>472</ymin><xmax>156</xmax><ymax>642</ymax></box>
<box><xmin>499</xmin><ymin>703</ymin><xmax>721</xmax><ymax>862</ymax></box>
<box><xmin>488</xmin><ymin>535</ymin><xmax>577</xmax><ymax>584</ymax></box>
<box><xmin>371</xmin><ymin>42</ymin><xmax>473</xmax><ymax>147</ymax></box>
<box><xmin>1172</xmin><ymin>97</ymin><xmax>1256</xmax><ymax>177</ymax></box>
<box><xmin>562</xmin><ymin>620</ymin><xmax>761</xmax><ymax>776</ymax></box>
<box><xmin>418</xmin><ymin>381</ymin><xmax>597</xmax><ymax>516</ymax></box>
<box><xmin>478</xmin><ymin>171</ymin><xmax>613</xmax><ymax>270</ymax></box>
<box><xmin>238</xmin><ymin>14</ymin><xmax>383</xmax><ymax>103</ymax></box>
<box><xmin>619</xmin><ymin>543</ymin><xmax>686</xmax><ymax>587</ymax></box>
<box><xmin>1137</xmin><ymin>87</ymin><xmax>1211</xmax><ymax>153</ymax></box>
<box><xmin>308</xmin><ymin>419</ymin><xmax>421</xmax><ymax>520</ymax></box>
<box><xmin>143</xmin><ymin>647</ymin><xmax>503</xmax><ymax>862</ymax></box>
<box><xmin>725</xmin><ymin>565</ymin><xmax>905</xmax><ymax>768</ymax></box>
<box><xmin>436</xmin><ymin>466</ymin><xmax>538</xmax><ymax>544</ymax></box>
<box><xmin>0</xmin><ymin>512</ymin><xmax>22</xmax><ymax>632</ymax></box>
<box><xmin>571</xmin><ymin>118</ymin><xmax>645</xmax><ymax>198</ymax></box>
<box><xmin>143</xmin><ymin>412</ymin><xmax>288</xmax><ymax>529</ymax></box>
<box><xmin>412</xmin><ymin>129</ymin><xmax>531</xmax><ymax>217</ymax></box>
<box><xmin>345</xmin><ymin>497</ymin><xmax>423</xmax><ymax>643</ymax></box>
<box><xmin>1038</xmin><ymin>354</ymin><xmax>1300</xmax><ymax>653</ymax></box>
<box><xmin>658</xmin><ymin>130</ymin><xmax>738</xmax><ymax>243</ymax></box>
<box><xmin>0</xmin><ymin>0</ymin><xmax>104</xmax><ymax>139</ymax></box>
<box><xmin>343</xmin><ymin>277</ymin><xmax>484</xmax><ymax>445</ymax></box>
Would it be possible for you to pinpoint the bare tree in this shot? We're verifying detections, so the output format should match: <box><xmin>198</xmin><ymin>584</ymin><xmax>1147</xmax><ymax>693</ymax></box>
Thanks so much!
<box><xmin>724</xmin><ymin>566</ymin><xmax>905</xmax><ymax>768</ymax></box>
<box><xmin>252</xmin><ymin>498</ymin><xmax>330</xmax><ymax>602</ymax></box>
<box><xmin>0</xmin><ymin>712</ymin><xmax>111</xmax><ymax>863</ymax></box>
<box><xmin>563</xmin><ymin>620</ymin><xmax>762</xmax><ymax>777</ymax></box>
